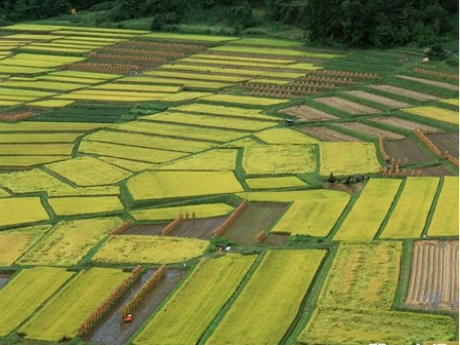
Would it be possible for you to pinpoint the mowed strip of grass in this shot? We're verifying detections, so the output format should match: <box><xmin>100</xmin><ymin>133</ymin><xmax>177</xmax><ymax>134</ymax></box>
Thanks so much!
<box><xmin>0</xmin><ymin>197</ymin><xmax>49</xmax><ymax>228</ymax></box>
<box><xmin>334</xmin><ymin>179</ymin><xmax>402</xmax><ymax>241</ymax></box>
<box><xmin>272</xmin><ymin>196</ymin><xmax>350</xmax><ymax>237</ymax></box>
<box><xmin>20</xmin><ymin>268</ymin><xmax>130</xmax><ymax>342</ymax></box>
<box><xmin>380</xmin><ymin>177</ymin><xmax>439</xmax><ymax>239</ymax></box>
<box><xmin>206</xmin><ymin>250</ymin><xmax>325</xmax><ymax>345</ymax></box>
<box><xmin>0</xmin><ymin>267</ymin><xmax>74</xmax><ymax>336</ymax></box>
<box><xmin>428</xmin><ymin>176</ymin><xmax>459</xmax><ymax>237</ymax></box>
<box><xmin>18</xmin><ymin>217</ymin><xmax>123</xmax><ymax>266</ymax></box>
<box><xmin>134</xmin><ymin>254</ymin><xmax>256</xmax><ymax>345</ymax></box>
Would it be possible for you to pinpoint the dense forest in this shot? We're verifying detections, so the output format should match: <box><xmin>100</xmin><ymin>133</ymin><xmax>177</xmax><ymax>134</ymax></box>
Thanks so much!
<box><xmin>0</xmin><ymin>0</ymin><xmax>458</xmax><ymax>48</ymax></box>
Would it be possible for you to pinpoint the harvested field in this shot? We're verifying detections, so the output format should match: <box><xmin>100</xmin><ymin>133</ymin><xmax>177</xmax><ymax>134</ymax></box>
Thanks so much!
<box><xmin>336</xmin><ymin>122</ymin><xmax>405</xmax><ymax>140</ymax></box>
<box><xmin>300</xmin><ymin>126</ymin><xmax>360</xmax><ymax>142</ymax></box>
<box><xmin>0</xmin><ymin>272</ymin><xmax>12</xmax><ymax>289</ymax></box>
<box><xmin>370</xmin><ymin>117</ymin><xmax>443</xmax><ymax>133</ymax></box>
<box><xmin>84</xmin><ymin>269</ymin><xmax>185</xmax><ymax>345</ymax></box>
<box><xmin>222</xmin><ymin>202</ymin><xmax>288</xmax><ymax>245</ymax></box>
<box><xmin>426</xmin><ymin>132</ymin><xmax>459</xmax><ymax>158</ymax></box>
<box><xmin>346</xmin><ymin>90</ymin><xmax>411</xmax><ymax>108</ymax></box>
<box><xmin>405</xmin><ymin>240</ymin><xmax>459</xmax><ymax>312</ymax></box>
<box><xmin>279</xmin><ymin>105</ymin><xmax>339</xmax><ymax>121</ymax></box>
<box><xmin>397</xmin><ymin>75</ymin><xmax>459</xmax><ymax>91</ymax></box>
<box><xmin>263</xmin><ymin>233</ymin><xmax>289</xmax><ymax>246</ymax></box>
<box><xmin>384</xmin><ymin>138</ymin><xmax>433</xmax><ymax>165</ymax></box>
<box><xmin>368</xmin><ymin>85</ymin><xmax>439</xmax><ymax>101</ymax></box>
<box><xmin>0</xmin><ymin>108</ymin><xmax>41</xmax><ymax>122</ymax></box>
<box><xmin>420</xmin><ymin>166</ymin><xmax>455</xmax><ymax>176</ymax></box>
<box><xmin>124</xmin><ymin>223</ymin><xmax>166</xmax><ymax>236</ymax></box>
<box><xmin>316</xmin><ymin>97</ymin><xmax>380</xmax><ymax>114</ymax></box>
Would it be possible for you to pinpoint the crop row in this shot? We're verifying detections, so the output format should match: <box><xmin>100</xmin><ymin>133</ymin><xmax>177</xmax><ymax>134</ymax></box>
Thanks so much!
<box><xmin>100</xmin><ymin>47</ymin><xmax>186</xmax><ymax>58</ymax></box>
<box><xmin>123</xmin><ymin>40</ymin><xmax>205</xmax><ymax>50</ymax></box>
<box><xmin>413</xmin><ymin>67</ymin><xmax>459</xmax><ymax>80</ymax></box>
<box><xmin>249</xmin><ymin>89</ymin><xmax>317</xmax><ymax>98</ymax></box>
<box><xmin>414</xmin><ymin>129</ymin><xmax>442</xmax><ymax>158</ymax></box>
<box><xmin>214</xmin><ymin>199</ymin><xmax>248</xmax><ymax>237</ymax></box>
<box><xmin>64</xmin><ymin>62</ymin><xmax>142</xmax><ymax>74</ymax></box>
<box><xmin>89</xmin><ymin>53</ymin><xmax>167</xmax><ymax>64</ymax></box>
<box><xmin>241</xmin><ymin>81</ymin><xmax>335</xmax><ymax>91</ymax></box>
<box><xmin>162</xmin><ymin>215</ymin><xmax>184</xmax><ymax>236</ymax></box>
<box><xmin>312</xmin><ymin>70</ymin><xmax>378</xmax><ymax>78</ymax></box>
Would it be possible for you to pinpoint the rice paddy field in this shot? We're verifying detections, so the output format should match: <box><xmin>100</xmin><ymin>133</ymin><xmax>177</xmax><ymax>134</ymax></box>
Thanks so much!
<box><xmin>0</xmin><ymin>23</ymin><xmax>457</xmax><ymax>345</ymax></box>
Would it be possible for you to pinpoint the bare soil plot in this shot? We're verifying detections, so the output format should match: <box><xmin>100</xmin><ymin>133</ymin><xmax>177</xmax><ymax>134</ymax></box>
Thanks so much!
<box><xmin>263</xmin><ymin>234</ymin><xmax>288</xmax><ymax>246</ymax></box>
<box><xmin>170</xmin><ymin>216</ymin><xmax>227</xmax><ymax>239</ymax></box>
<box><xmin>426</xmin><ymin>132</ymin><xmax>459</xmax><ymax>158</ymax></box>
<box><xmin>279</xmin><ymin>105</ymin><xmax>339</xmax><ymax>121</ymax></box>
<box><xmin>397</xmin><ymin>75</ymin><xmax>459</xmax><ymax>91</ymax></box>
<box><xmin>370</xmin><ymin>117</ymin><xmax>443</xmax><ymax>133</ymax></box>
<box><xmin>368</xmin><ymin>85</ymin><xmax>439</xmax><ymax>101</ymax></box>
<box><xmin>405</xmin><ymin>240</ymin><xmax>459</xmax><ymax>312</ymax></box>
<box><xmin>315</xmin><ymin>97</ymin><xmax>380</xmax><ymax>114</ymax></box>
<box><xmin>84</xmin><ymin>269</ymin><xmax>185</xmax><ymax>345</ymax></box>
<box><xmin>419</xmin><ymin>166</ymin><xmax>455</xmax><ymax>177</ymax></box>
<box><xmin>384</xmin><ymin>138</ymin><xmax>432</xmax><ymax>165</ymax></box>
<box><xmin>0</xmin><ymin>272</ymin><xmax>12</xmax><ymax>289</ymax></box>
<box><xmin>222</xmin><ymin>202</ymin><xmax>288</xmax><ymax>245</ymax></box>
<box><xmin>299</xmin><ymin>127</ymin><xmax>360</xmax><ymax>142</ymax></box>
<box><xmin>336</xmin><ymin>122</ymin><xmax>405</xmax><ymax>140</ymax></box>
<box><xmin>345</xmin><ymin>90</ymin><xmax>411</xmax><ymax>108</ymax></box>
<box><xmin>0</xmin><ymin>108</ymin><xmax>41</xmax><ymax>122</ymax></box>
<box><xmin>124</xmin><ymin>223</ymin><xmax>166</xmax><ymax>236</ymax></box>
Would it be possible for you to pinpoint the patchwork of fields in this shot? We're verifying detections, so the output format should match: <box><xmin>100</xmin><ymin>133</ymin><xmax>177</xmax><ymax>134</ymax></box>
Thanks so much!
<box><xmin>0</xmin><ymin>23</ymin><xmax>457</xmax><ymax>345</ymax></box>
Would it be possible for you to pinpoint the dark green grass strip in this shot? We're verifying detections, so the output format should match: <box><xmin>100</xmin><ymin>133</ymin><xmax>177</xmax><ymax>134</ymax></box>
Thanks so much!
<box><xmin>393</xmin><ymin>239</ymin><xmax>414</xmax><ymax>310</ymax></box>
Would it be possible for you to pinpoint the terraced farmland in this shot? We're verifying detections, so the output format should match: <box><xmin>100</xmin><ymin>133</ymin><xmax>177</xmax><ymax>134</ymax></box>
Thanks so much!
<box><xmin>0</xmin><ymin>23</ymin><xmax>457</xmax><ymax>345</ymax></box>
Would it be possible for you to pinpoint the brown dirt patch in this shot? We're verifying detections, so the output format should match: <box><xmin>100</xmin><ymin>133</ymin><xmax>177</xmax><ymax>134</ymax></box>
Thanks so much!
<box><xmin>279</xmin><ymin>105</ymin><xmax>339</xmax><ymax>121</ymax></box>
<box><xmin>263</xmin><ymin>233</ymin><xmax>289</xmax><ymax>246</ymax></box>
<box><xmin>368</xmin><ymin>85</ymin><xmax>439</xmax><ymax>101</ymax></box>
<box><xmin>346</xmin><ymin>90</ymin><xmax>411</xmax><ymax>108</ymax></box>
<box><xmin>124</xmin><ymin>223</ymin><xmax>166</xmax><ymax>236</ymax></box>
<box><xmin>370</xmin><ymin>117</ymin><xmax>443</xmax><ymax>133</ymax></box>
<box><xmin>397</xmin><ymin>75</ymin><xmax>459</xmax><ymax>91</ymax></box>
<box><xmin>384</xmin><ymin>138</ymin><xmax>432</xmax><ymax>165</ymax></box>
<box><xmin>315</xmin><ymin>97</ymin><xmax>380</xmax><ymax>114</ymax></box>
<box><xmin>419</xmin><ymin>166</ymin><xmax>455</xmax><ymax>176</ymax></box>
<box><xmin>299</xmin><ymin>126</ymin><xmax>360</xmax><ymax>142</ymax></box>
<box><xmin>0</xmin><ymin>108</ymin><xmax>41</xmax><ymax>122</ymax></box>
<box><xmin>170</xmin><ymin>216</ymin><xmax>227</xmax><ymax>239</ymax></box>
<box><xmin>222</xmin><ymin>202</ymin><xmax>288</xmax><ymax>245</ymax></box>
<box><xmin>0</xmin><ymin>272</ymin><xmax>12</xmax><ymax>289</ymax></box>
<box><xmin>405</xmin><ymin>240</ymin><xmax>459</xmax><ymax>312</ymax></box>
<box><xmin>337</xmin><ymin>122</ymin><xmax>405</xmax><ymax>140</ymax></box>
<box><xmin>426</xmin><ymin>132</ymin><xmax>459</xmax><ymax>158</ymax></box>
<box><xmin>84</xmin><ymin>269</ymin><xmax>185</xmax><ymax>345</ymax></box>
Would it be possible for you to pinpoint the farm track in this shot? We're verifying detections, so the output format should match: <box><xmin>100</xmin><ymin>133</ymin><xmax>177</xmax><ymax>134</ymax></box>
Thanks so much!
<box><xmin>84</xmin><ymin>269</ymin><xmax>185</xmax><ymax>345</ymax></box>
<box><xmin>405</xmin><ymin>240</ymin><xmax>459</xmax><ymax>311</ymax></box>
<box><xmin>299</xmin><ymin>127</ymin><xmax>360</xmax><ymax>142</ymax></box>
<box><xmin>222</xmin><ymin>203</ymin><xmax>288</xmax><ymax>245</ymax></box>
<box><xmin>426</xmin><ymin>132</ymin><xmax>459</xmax><ymax>158</ymax></box>
<box><xmin>384</xmin><ymin>138</ymin><xmax>433</xmax><ymax>165</ymax></box>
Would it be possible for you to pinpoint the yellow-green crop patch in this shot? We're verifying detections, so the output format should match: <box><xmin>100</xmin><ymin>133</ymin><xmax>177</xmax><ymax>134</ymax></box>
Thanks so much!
<box><xmin>210</xmin><ymin>45</ymin><xmax>338</xmax><ymax>58</ymax></box>
<box><xmin>238</xmin><ymin>189</ymin><xmax>348</xmax><ymax>202</ymax></box>
<box><xmin>128</xmin><ymin>171</ymin><xmax>243</xmax><ymax>201</ymax></box>
<box><xmin>428</xmin><ymin>176</ymin><xmax>459</xmax><ymax>237</ymax></box>
<box><xmin>57</xmin><ymin>90</ymin><xmax>168</xmax><ymax>102</ymax></box>
<box><xmin>180</xmin><ymin>57</ymin><xmax>286</xmax><ymax>69</ymax></box>
<box><xmin>172</xmin><ymin>103</ymin><xmax>279</xmax><ymax>121</ymax></box>
<box><xmin>79</xmin><ymin>140</ymin><xmax>186</xmax><ymax>163</ymax></box>
<box><xmin>98</xmin><ymin>157</ymin><xmax>154</xmax><ymax>172</ymax></box>
<box><xmin>119</xmin><ymin>76</ymin><xmax>232</xmax><ymax>90</ymax></box>
<box><xmin>161</xmin><ymin>91</ymin><xmax>213</xmax><ymax>102</ymax></box>
<box><xmin>46</xmin><ymin>157</ymin><xmax>132</xmax><ymax>186</ymax></box>
<box><xmin>93</xmin><ymin>83</ymin><xmax>180</xmax><ymax>93</ymax></box>
<box><xmin>0</xmin><ymin>155</ymin><xmax>71</xmax><ymax>167</ymax></box>
<box><xmin>145</xmin><ymin>70</ymin><xmax>249</xmax><ymax>82</ymax></box>
<box><xmin>85</xmin><ymin>130</ymin><xmax>215</xmax><ymax>153</ymax></box>
<box><xmin>27</xmin><ymin>99</ymin><xmax>75</xmax><ymax>108</ymax></box>
<box><xmin>0</xmin><ymin>267</ymin><xmax>74</xmax><ymax>337</ymax></box>
<box><xmin>334</xmin><ymin>179</ymin><xmax>402</xmax><ymax>241</ymax></box>
<box><xmin>21</xmin><ymin>45</ymin><xmax>92</xmax><ymax>53</ymax></box>
<box><xmin>272</xmin><ymin>197</ymin><xmax>350</xmax><ymax>236</ymax></box>
<box><xmin>48</xmin><ymin>196</ymin><xmax>124</xmax><ymax>216</ymax></box>
<box><xmin>92</xmin><ymin>235</ymin><xmax>208</xmax><ymax>264</ymax></box>
<box><xmin>0</xmin><ymin>169</ymin><xmax>71</xmax><ymax>194</ymax></box>
<box><xmin>201</xmin><ymin>94</ymin><xmax>289</xmax><ymax>106</ymax></box>
<box><xmin>162</xmin><ymin>64</ymin><xmax>264</xmax><ymax>76</ymax></box>
<box><xmin>243</xmin><ymin>145</ymin><xmax>316</xmax><ymax>175</ymax></box>
<box><xmin>18</xmin><ymin>217</ymin><xmax>123</xmax><ymax>266</ymax></box>
<box><xmin>134</xmin><ymin>254</ymin><xmax>256</xmax><ymax>345</ymax></box>
<box><xmin>0</xmin><ymin>121</ymin><xmax>104</xmax><ymax>132</ymax></box>
<box><xmin>380</xmin><ymin>177</ymin><xmax>439</xmax><ymax>239</ymax></box>
<box><xmin>207</xmin><ymin>250</ymin><xmax>325</xmax><ymax>345</ymax></box>
<box><xmin>0</xmin><ymin>65</ymin><xmax>53</xmax><ymax>74</ymax></box>
<box><xmin>158</xmin><ymin>149</ymin><xmax>237</xmax><ymax>171</ymax></box>
<box><xmin>0</xmin><ymin>225</ymin><xmax>50</xmax><ymax>266</ymax></box>
<box><xmin>48</xmin><ymin>70</ymin><xmax>121</xmax><ymax>80</ymax></box>
<box><xmin>0</xmin><ymin>80</ymin><xmax>86</xmax><ymax>91</ymax></box>
<box><xmin>19</xmin><ymin>268</ymin><xmax>129</xmax><ymax>342</ymax></box>
<box><xmin>229</xmin><ymin>37</ymin><xmax>303</xmax><ymax>47</ymax></box>
<box><xmin>0</xmin><ymin>143</ymin><xmax>74</xmax><ymax>156</ymax></box>
<box><xmin>246</xmin><ymin>176</ymin><xmax>307</xmax><ymax>189</ymax></box>
<box><xmin>145</xmin><ymin>32</ymin><xmax>237</xmax><ymax>42</ymax></box>
<box><xmin>403</xmin><ymin>106</ymin><xmax>459</xmax><ymax>125</ymax></box>
<box><xmin>0</xmin><ymin>197</ymin><xmax>49</xmax><ymax>228</ymax></box>
<box><xmin>130</xmin><ymin>203</ymin><xmax>234</xmax><ymax>221</ymax></box>
<box><xmin>441</xmin><ymin>98</ymin><xmax>459</xmax><ymax>106</ymax></box>
<box><xmin>319</xmin><ymin>142</ymin><xmax>381</xmax><ymax>176</ymax></box>
<box><xmin>192</xmin><ymin>53</ymin><xmax>294</xmax><ymax>64</ymax></box>
<box><xmin>143</xmin><ymin>111</ymin><xmax>276</xmax><ymax>131</ymax></box>
<box><xmin>255</xmin><ymin>128</ymin><xmax>319</xmax><ymax>144</ymax></box>
<box><xmin>115</xmin><ymin>121</ymin><xmax>247</xmax><ymax>142</ymax></box>
<box><xmin>36</xmin><ymin>75</ymin><xmax>104</xmax><ymax>84</ymax></box>
<box><xmin>4</xmin><ymin>34</ymin><xmax>62</xmax><ymax>40</ymax></box>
